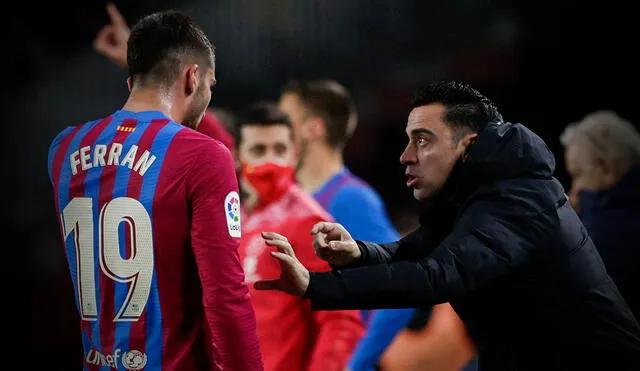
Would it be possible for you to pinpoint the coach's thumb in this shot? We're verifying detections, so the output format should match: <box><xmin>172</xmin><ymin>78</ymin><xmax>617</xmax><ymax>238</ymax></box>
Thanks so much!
<box><xmin>254</xmin><ymin>279</ymin><xmax>279</xmax><ymax>291</ymax></box>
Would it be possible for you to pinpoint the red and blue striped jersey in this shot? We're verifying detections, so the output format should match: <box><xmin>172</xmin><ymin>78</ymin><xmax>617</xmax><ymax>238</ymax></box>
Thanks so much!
<box><xmin>48</xmin><ymin>110</ymin><xmax>263</xmax><ymax>371</ymax></box>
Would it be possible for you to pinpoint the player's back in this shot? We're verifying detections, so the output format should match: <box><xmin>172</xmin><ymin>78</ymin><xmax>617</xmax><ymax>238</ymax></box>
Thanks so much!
<box><xmin>48</xmin><ymin>110</ymin><xmax>253</xmax><ymax>370</ymax></box>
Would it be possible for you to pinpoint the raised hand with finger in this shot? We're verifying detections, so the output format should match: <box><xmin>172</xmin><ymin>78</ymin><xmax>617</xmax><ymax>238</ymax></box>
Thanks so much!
<box><xmin>94</xmin><ymin>2</ymin><xmax>130</xmax><ymax>67</ymax></box>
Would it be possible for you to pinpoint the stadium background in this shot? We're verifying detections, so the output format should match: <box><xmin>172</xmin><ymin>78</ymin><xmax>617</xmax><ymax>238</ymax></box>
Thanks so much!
<box><xmin>2</xmin><ymin>0</ymin><xmax>637</xmax><ymax>367</ymax></box>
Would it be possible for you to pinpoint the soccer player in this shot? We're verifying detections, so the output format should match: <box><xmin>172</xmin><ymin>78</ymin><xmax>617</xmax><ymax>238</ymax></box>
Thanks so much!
<box><xmin>237</xmin><ymin>102</ymin><xmax>364</xmax><ymax>371</ymax></box>
<box><xmin>48</xmin><ymin>11</ymin><xmax>262</xmax><ymax>371</ymax></box>
<box><xmin>278</xmin><ymin>79</ymin><xmax>415</xmax><ymax>370</ymax></box>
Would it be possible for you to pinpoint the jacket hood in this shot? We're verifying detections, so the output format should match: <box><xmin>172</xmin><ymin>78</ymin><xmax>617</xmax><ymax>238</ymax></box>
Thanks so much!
<box><xmin>424</xmin><ymin>121</ymin><xmax>557</xmax><ymax>220</ymax></box>
<box><xmin>462</xmin><ymin>121</ymin><xmax>556</xmax><ymax>184</ymax></box>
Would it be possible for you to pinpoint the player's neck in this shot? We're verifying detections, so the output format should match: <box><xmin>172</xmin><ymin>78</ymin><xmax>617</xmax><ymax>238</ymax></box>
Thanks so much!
<box><xmin>122</xmin><ymin>88</ymin><xmax>175</xmax><ymax>120</ymax></box>
<box><xmin>296</xmin><ymin>143</ymin><xmax>344</xmax><ymax>194</ymax></box>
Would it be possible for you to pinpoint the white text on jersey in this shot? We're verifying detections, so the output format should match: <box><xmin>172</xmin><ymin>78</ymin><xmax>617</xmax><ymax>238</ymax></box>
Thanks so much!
<box><xmin>70</xmin><ymin>144</ymin><xmax>156</xmax><ymax>177</ymax></box>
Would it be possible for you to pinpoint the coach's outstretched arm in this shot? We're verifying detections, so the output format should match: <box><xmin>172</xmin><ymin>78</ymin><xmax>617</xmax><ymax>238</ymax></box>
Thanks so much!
<box><xmin>256</xmin><ymin>194</ymin><xmax>548</xmax><ymax>310</ymax></box>
<box><xmin>310</xmin><ymin>221</ymin><xmax>425</xmax><ymax>268</ymax></box>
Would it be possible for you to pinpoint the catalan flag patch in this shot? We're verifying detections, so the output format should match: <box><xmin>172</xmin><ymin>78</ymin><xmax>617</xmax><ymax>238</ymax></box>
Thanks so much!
<box><xmin>117</xmin><ymin>125</ymin><xmax>136</xmax><ymax>133</ymax></box>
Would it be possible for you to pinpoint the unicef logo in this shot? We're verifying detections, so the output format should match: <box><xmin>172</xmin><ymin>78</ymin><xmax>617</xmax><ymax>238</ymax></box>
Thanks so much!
<box><xmin>227</xmin><ymin>195</ymin><xmax>240</xmax><ymax>222</ymax></box>
<box><xmin>122</xmin><ymin>350</ymin><xmax>147</xmax><ymax>370</ymax></box>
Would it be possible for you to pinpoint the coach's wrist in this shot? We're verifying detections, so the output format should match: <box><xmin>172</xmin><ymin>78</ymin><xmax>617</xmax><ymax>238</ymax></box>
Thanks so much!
<box><xmin>303</xmin><ymin>272</ymin><xmax>316</xmax><ymax>299</ymax></box>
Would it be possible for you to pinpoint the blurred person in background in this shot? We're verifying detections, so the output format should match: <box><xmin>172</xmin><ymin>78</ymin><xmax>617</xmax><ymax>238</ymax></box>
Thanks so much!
<box><xmin>93</xmin><ymin>2</ymin><xmax>235</xmax><ymax>151</ymax></box>
<box><xmin>209</xmin><ymin>107</ymin><xmax>241</xmax><ymax>166</ymax></box>
<box><xmin>279</xmin><ymin>79</ymin><xmax>416</xmax><ymax>370</ymax></box>
<box><xmin>236</xmin><ymin>102</ymin><xmax>364</xmax><ymax>371</ymax></box>
<box><xmin>256</xmin><ymin>81</ymin><xmax>640</xmax><ymax>370</ymax></box>
<box><xmin>210</xmin><ymin>107</ymin><xmax>239</xmax><ymax>137</ymax></box>
<box><xmin>379</xmin><ymin>305</ymin><xmax>476</xmax><ymax>371</ymax></box>
<box><xmin>49</xmin><ymin>11</ymin><xmax>262</xmax><ymax>370</ymax></box>
<box><xmin>375</xmin><ymin>209</ymin><xmax>478</xmax><ymax>371</ymax></box>
<box><xmin>561</xmin><ymin>110</ymin><xmax>640</xmax><ymax>320</ymax></box>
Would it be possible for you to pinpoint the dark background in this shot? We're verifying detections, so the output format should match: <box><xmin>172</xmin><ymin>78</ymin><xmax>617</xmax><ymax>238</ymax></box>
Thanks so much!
<box><xmin>2</xmin><ymin>0</ymin><xmax>636</xmax><ymax>367</ymax></box>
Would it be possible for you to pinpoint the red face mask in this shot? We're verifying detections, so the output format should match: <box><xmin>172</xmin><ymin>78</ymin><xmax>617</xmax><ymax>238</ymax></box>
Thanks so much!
<box><xmin>241</xmin><ymin>162</ymin><xmax>295</xmax><ymax>208</ymax></box>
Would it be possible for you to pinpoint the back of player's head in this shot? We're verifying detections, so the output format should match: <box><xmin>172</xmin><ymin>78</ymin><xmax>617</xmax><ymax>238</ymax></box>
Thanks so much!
<box><xmin>236</xmin><ymin>102</ymin><xmax>292</xmax><ymax>144</ymax></box>
<box><xmin>127</xmin><ymin>11</ymin><xmax>214</xmax><ymax>87</ymax></box>
<box><xmin>412</xmin><ymin>81</ymin><xmax>503</xmax><ymax>139</ymax></box>
<box><xmin>281</xmin><ymin>79</ymin><xmax>357</xmax><ymax>149</ymax></box>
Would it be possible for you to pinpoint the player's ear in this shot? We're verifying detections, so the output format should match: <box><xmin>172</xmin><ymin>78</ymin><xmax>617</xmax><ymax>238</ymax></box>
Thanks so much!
<box><xmin>184</xmin><ymin>64</ymin><xmax>199</xmax><ymax>96</ymax></box>
<box><xmin>126</xmin><ymin>76</ymin><xmax>133</xmax><ymax>92</ymax></box>
<box><xmin>305</xmin><ymin>117</ymin><xmax>326</xmax><ymax>141</ymax></box>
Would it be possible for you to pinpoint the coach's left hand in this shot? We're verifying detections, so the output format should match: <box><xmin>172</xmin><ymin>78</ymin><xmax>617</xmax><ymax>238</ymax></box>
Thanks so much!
<box><xmin>254</xmin><ymin>232</ymin><xmax>310</xmax><ymax>296</ymax></box>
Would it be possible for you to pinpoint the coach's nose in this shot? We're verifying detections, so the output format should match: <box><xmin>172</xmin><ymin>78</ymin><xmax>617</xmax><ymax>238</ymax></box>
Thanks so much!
<box><xmin>400</xmin><ymin>142</ymin><xmax>417</xmax><ymax>165</ymax></box>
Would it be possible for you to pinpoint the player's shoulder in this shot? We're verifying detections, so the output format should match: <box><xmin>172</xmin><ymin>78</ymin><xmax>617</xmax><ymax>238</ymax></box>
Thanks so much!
<box><xmin>165</xmin><ymin>123</ymin><xmax>235</xmax><ymax>185</ymax></box>
<box><xmin>171</xmin><ymin>123</ymin><xmax>232</xmax><ymax>157</ymax></box>
<box><xmin>48</xmin><ymin>115</ymin><xmax>112</xmax><ymax>158</ymax></box>
<box><xmin>288</xmin><ymin>185</ymin><xmax>334</xmax><ymax>222</ymax></box>
<box><xmin>49</xmin><ymin>126</ymin><xmax>76</xmax><ymax>149</ymax></box>
<box><xmin>334</xmin><ymin>174</ymin><xmax>384</xmax><ymax>207</ymax></box>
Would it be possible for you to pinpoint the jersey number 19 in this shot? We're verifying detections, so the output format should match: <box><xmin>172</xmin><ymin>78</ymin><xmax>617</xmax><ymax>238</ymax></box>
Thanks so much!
<box><xmin>61</xmin><ymin>197</ymin><xmax>153</xmax><ymax>322</ymax></box>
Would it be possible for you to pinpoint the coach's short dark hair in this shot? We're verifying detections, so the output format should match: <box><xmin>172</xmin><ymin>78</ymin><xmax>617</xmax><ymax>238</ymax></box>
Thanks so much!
<box><xmin>412</xmin><ymin>81</ymin><xmax>503</xmax><ymax>137</ymax></box>
<box><xmin>282</xmin><ymin>79</ymin><xmax>357</xmax><ymax>149</ymax></box>
<box><xmin>127</xmin><ymin>11</ymin><xmax>214</xmax><ymax>87</ymax></box>
<box><xmin>236</xmin><ymin>101</ymin><xmax>292</xmax><ymax>144</ymax></box>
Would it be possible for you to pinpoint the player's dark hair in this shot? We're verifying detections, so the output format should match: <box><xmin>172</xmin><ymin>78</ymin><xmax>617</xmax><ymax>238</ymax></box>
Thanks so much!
<box><xmin>281</xmin><ymin>79</ymin><xmax>357</xmax><ymax>149</ymax></box>
<box><xmin>412</xmin><ymin>81</ymin><xmax>503</xmax><ymax>140</ymax></box>
<box><xmin>127</xmin><ymin>11</ymin><xmax>214</xmax><ymax>87</ymax></box>
<box><xmin>236</xmin><ymin>101</ymin><xmax>292</xmax><ymax>144</ymax></box>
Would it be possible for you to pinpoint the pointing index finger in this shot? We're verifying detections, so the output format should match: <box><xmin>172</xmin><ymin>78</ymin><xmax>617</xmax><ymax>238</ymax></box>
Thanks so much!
<box><xmin>311</xmin><ymin>222</ymin><xmax>334</xmax><ymax>235</ymax></box>
<box><xmin>106</xmin><ymin>2</ymin><xmax>128</xmax><ymax>27</ymax></box>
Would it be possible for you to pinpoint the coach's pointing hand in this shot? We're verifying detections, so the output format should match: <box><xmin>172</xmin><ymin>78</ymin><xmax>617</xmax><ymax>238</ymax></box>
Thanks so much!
<box><xmin>254</xmin><ymin>232</ymin><xmax>309</xmax><ymax>296</ymax></box>
<box><xmin>311</xmin><ymin>222</ymin><xmax>361</xmax><ymax>266</ymax></box>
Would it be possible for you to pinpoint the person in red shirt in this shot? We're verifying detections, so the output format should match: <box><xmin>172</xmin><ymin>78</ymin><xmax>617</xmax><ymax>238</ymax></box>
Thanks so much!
<box><xmin>236</xmin><ymin>101</ymin><xmax>364</xmax><ymax>371</ymax></box>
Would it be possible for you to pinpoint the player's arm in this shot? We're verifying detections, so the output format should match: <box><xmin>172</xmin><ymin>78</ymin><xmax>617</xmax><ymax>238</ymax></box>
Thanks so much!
<box><xmin>294</xmin><ymin>217</ymin><xmax>365</xmax><ymax>371</ymax></box>
<box><xmin>188</xmin><ymin>140</ymin><xmax>263</xmax><ymax>371</ymax></box>
<box><xmin>48</xmin><ymin>126</ymin><xmax>76</xmax><ymax>183</ymax></box>
<box><xmin>306</xmin><ymin>193</ymin><xmax>550</xmax><ymax>310</ymax></box>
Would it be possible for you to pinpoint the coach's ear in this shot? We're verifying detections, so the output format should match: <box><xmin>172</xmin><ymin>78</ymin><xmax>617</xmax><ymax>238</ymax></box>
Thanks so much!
<box><xmin>127</xmin><ymin>76</ymin><xmax>133</xmax><ymax>92</ymax></box>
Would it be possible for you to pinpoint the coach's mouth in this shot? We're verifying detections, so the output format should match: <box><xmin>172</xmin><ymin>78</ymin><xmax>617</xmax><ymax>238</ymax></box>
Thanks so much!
<box><xmin>406</xmin><ymin>174</ymin><xmax>418</xmax><ymax>187</ymax></box>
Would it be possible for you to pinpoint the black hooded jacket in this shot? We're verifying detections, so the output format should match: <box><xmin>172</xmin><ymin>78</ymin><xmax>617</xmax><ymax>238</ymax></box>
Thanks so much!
<box><xmin>305</xmin><ymin>122</ymin><xmax>640</xmax><ymax>370</ymax></box>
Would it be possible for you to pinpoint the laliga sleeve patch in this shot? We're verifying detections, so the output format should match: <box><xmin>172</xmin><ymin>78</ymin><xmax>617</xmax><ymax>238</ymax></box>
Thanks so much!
<box><xmin>224</xmin><ymin>191</ymin><xmax>242</xmax><ymax>238</ymax></box>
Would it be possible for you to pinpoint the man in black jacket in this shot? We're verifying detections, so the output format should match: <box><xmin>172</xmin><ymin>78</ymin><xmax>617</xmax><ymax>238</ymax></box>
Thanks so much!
<box><xmin>255</xmin><ymin>81</ymin><xmax>640</xmax><ymax>370</ymax></box>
